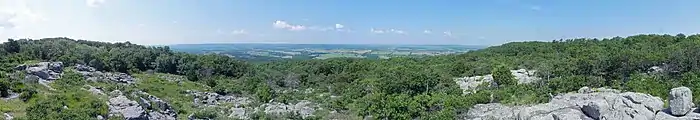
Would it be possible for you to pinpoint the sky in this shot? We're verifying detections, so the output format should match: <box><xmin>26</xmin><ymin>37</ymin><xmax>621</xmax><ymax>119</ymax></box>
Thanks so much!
<box><xmin>1</xmin><ymin>0</ymin><xmax>699</xmax><ymax>45</ymax></box>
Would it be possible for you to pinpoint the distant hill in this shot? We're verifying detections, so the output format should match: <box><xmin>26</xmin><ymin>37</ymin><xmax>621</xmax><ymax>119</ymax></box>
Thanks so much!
<box><xmin>168</xmin><ymin>43</ymin><xmax>485</xmax><ymax>61</ymax></box>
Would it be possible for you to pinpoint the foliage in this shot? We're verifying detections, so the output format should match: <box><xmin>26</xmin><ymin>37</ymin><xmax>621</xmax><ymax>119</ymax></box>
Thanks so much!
<box><xmin>492</xmin><ymin>64</ymin><xmax>516</xmax><ymax>87</ymax></box>
<box><xmin>3</xmin><ymin>34</ymin><xmax>700</xmax><ymax>119</ymax></box>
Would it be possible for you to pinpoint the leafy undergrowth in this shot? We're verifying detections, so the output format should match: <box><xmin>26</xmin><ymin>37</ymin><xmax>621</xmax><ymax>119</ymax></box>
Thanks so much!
<box><xmin>133</xmin><ymin>73</ymin><xmax>210</xmax><ymax>119</ymax></box>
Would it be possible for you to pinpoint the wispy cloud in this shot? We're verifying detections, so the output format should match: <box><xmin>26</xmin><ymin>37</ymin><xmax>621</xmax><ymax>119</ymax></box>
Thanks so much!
<box><xmin>370</xmin><ymin>28</ymin><xmax>385</xmax><ymax>34</ymax></box>
<box><xmin>171</xmin><ymin>21</ymin><xmax>178</xmax><ymax>24</ymax></box>
<box><xmin>273</xmin><ymin>20</ymin><xmax>306</xmax><ymax>31</ymax></box>
<box><xmin>371</xmin><ymin>28</ymin><xmax>407</xmax><ymax>34</ymax></box>
<box><xmin>529</xmin><ymin>6</ymin><xmax>541</xmax><ymax>11</ymax></box>
<box><xmin>231</xmin><ymin>29</ymin><xmax>248</xmax><ymax>35</ymax></box>
<box><xmin>0</xmin><ymin>0</ymin><xmax>45</xmax><ymax>29</ymax></box>
<box><xmin>86</xmin><ymin>0</ymin><xmax>106</xmax><ymax>7</ymax></box>
<box><xmin>390</xmin><ymin>29</ymin><xmax>406</xmax><ymax>34</ymax></box>
<box><xmin>443</xmin><ymin>31</ymin><xmax>453</xmax><ymax>37</ymax></box>
<box><xmin>423</xmin><ymin>30</ymin><xmax>432</xmax><ymax>34</ymax></box>
<box><xmin>335</xmin><ymin>24</ymin><xmax>344</xmax><ymax>29</ymax></box>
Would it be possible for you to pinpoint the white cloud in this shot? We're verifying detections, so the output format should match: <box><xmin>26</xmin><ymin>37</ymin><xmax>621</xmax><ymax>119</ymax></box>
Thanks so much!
<box><xmin>231</xmin><ymin>29</ymin><xmax>247</xmax><ymax>35</ymax></box>
<box><xmin>530</xmin><ymin>6</ymin><xmax>541</xmax><ymax>11</ymax></box>
<box><xmin>371</xmin><ymin>28</ymin><xmax>407</xmax><ymax>34</ymax></box>
<box><xmin>172</xmin><ymin>21</ymin><xmax>178</xmax><ymax>24</ymax></box>
<box><xmin>335</xmin><ymin>24</ymin><xmax>344</xmax><ymax>29</ymax></box>
<box><xmin>273</xmin><ymin>20</ymin><xmax>306</xmax><ymax>31</ymax></box>
<box><xmin>443</xmin><ymin>31</ymin><xmax>453</xmax><ymax>37</ymax></box>
<box><xmin>390</xmin><ymin>29</ymin><xmax>405</xmax><ymax>34</ymax></box>
<box><xmin>370</xmin><ymin>28</ymin><xmax>385</xmax><ymax>34</ymax></box>
<box><xmin>86</xmin><ymin>0</ymin><xmax>106</xmax><ymax>7</ymax></box>
<box><xmin>423</xmin><ymin>30</ymin><xmax>432</xmax><ymax>34</ymax></box>
<box><xmin>0</xmin><ymin>0</ymin><xmax>45</xmax><ymax>29</ymax></box>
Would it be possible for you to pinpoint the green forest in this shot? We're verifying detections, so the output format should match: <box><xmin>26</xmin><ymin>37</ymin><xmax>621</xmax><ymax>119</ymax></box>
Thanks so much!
<box><xmin>2</xmin><ymin>34</ymin><xmax>700</xmax><ymax>119</ymax></box>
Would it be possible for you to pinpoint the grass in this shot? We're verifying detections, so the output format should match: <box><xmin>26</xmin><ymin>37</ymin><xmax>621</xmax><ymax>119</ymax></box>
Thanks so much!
<box><xmin>133</xmin><ymin>73</ymin><xmax>210</xmax><ymax>120</ymax></box>
<box><xmin>0</xmin><ymin>99</ymin><xmax>27</xmax><ymax>118</ymax></box>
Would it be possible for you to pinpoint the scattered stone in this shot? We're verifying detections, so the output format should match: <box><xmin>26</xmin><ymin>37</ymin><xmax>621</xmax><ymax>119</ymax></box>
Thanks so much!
<box><xmin>228</xmin><ymin>107</ymin><xmax>247</xmax><ymax>119</ymax></box>
<box><xmin>187</xmin><ymin>90</ymin><xmax>251</xmax><ymax>107</ymax></box>
<box><xmin>108</xmin><ymin>90</ymin><xmax>147</xmax><ymax>120</ymax></box>
<box><xmin>670</xmin><ymin>87</ymin><xmax>694</xmax><ymax>116</ymax></box>
<box><xmin>85</xmin><ymin>85</ymin><xmax>105</xmax><ymax>95</ymax></box>
<box><xmin>462</xmin><ymin>87</ymin><xmax>665</xmax><ymax>120</ymax></box>
<box><xmin>75</xmin><ymin>64</ymin><xmax>137</xmax><ymax>84</ymax></box>
<box><xmin>654</xmin><ymin>109</ymin><xmax>700</xmax><ymax>120</ymax></box>
<box><xmin>260</xmin><ymin>100</ymin><xmax>318</xmax><ymax>119</ymax></box>
<box><xmin>136</xmin><ymin>91</ymin><xmax>178</xmax><ymax>120</ymax></box>
<box><xmin>454</xmin><ymin>69</ymin><xmax>541</xmax><ymax>94</ymax></box>
<box><xmin>4</xmin><ymin>113</ymin><xmax>12</xmax><ymax>120</ymax></box>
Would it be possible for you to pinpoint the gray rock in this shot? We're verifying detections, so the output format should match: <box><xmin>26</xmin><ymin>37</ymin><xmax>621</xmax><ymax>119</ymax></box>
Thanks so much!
<box><xmin>86</xmin><ymin>85</ymin><xmax>105</xmax><ymax>95</ymax></box>
<box><xmin>228</xmin><ymin>107</ymin><xmax>247</xmax><ymax>119</ymax></box>
<box><xmin>454</xmin><ymin>69</ymin><xmax>541</xmax><ymax>94</ymax></box>
<box><xmin>261</xmin><ymin>100</ymin><xmax>318</xmax><ymax>119</ymax></box>
<box><xmin>75</xmin><ymin>64</ymin><xmax>96</xmax><ymax>72</ymax></box>
<box><xmin>463</xmin><ymin>103</ymin><xmax>516</xmax><ymax>120</ymax></box>
<box><xmin>136</xmin><ymin>91</ymin><xmax>178</xmax><ymax>119</ymax></box>
<box><xmin>4</xmin><ymin>113</ymin><xmax>12</xmax><ymax>120</ymax></box>
<box><xmin>20</xmin><ymin>62</ymin><xmax>63</xmax><ymax>80</ymax></box>
<box><xmin>97</xmin><ymin>115</ymin><xmax>104</xmax><ymax>120</ymax></box>
<box><xmin>108</xmin><ymin>95</ymin><xmax>147</xmax><ymax>119</ymax></box>
<box><xmin>579</xmin><ymin>87</ymin><xmax>593</xmax><ymax>93</ymax></box>
<box><xmin>465</xmin><ymin>87</ymin><xmax>663</xmax><ymax>120</ymax></box>
<box><xmin>654</xmin><ymin>109</ymin><xmax>700</xmax><ymax>120</ymax></box>
<box><xmin>670</xmin><ymin>87</ymin><xmax>694</xmax><ymax>116</ymax></box>
<box><xmin>188</xmin><ymin>90</ymin><xmax>251</xmax><ymax>107</ymax></box>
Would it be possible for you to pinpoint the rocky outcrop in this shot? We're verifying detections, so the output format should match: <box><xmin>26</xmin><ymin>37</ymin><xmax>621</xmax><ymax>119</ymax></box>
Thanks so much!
<box><xmin>187</xmin><ymin>90</ymin><xmax>251</xmax><ymax>107</ymax></box>
<box><xmin>136</xmin><ymin>91</ymin><xmax>178</xmax><ymax>120</ymax></box>
<box><xmin>4</xmin><ymin>113</ymin><xmax>12</xmax><ymax>120</ymax></box>
<box><xmin>454</xmin><ymin>69</ymin><xmax>541</xmax><ymax>94</ymax></box>
<box><xmin>670</xmin><ymin>87</ymin><xmax>694</xmax><ymax>116</ymax></box>
<box><xmin>462</xmin><ymin>87</ymin><xmax>676</xmax><ymax>120</ymax></box>
<box><xmin>75</xmin><ymin>64</ymin><xmax>137</xmax><ymax>84</ymax></box>
<box><xmin>259</xmin><ymin>100</ymin><xmax>318</xmax><ymax>119</ymax></box>
<box><xmin>85</xmin><ymin>85</ymin><xmax>105</xmax><ymax>95</ymax></box>
<box><xmin>16</xmin><ymin>62</ymin><xmax>63</xmax><ymax>80</ymax></box>
<box><xmin>108</xmin><ymin>90</ymin><xmax>147</xmax><ymax>120</ymax></box>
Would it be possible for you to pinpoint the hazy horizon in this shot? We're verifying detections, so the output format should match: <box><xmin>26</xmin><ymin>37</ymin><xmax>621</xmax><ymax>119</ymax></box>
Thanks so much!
<box><xmin>2</xmin><ymin>0</ymin><xmax>700</xmax><ymax>46</ymax></box>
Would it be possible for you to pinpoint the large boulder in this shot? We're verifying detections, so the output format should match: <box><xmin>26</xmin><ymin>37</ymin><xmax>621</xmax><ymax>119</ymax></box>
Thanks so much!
<box><xmin>108</xmin><ymin>91</ymin><xmax>147</xmax><ymax>120</ymax></box>
<box><xmin>20</xmin><ymin>62</ymin><xmax>63</xmax><ymax>80</ymax></box>
<box><xmin>260</xmin><ymin>100</ymin><xmax>318</xmax><ymax>119</ymax></box>
<box><xmin>462</xmin><ymin>87</ymin><xmax>664</xmax><ymax>120</ymax></box>
<box><xmin>670</xmin><ymin>87</ymin><xmax>694</xmax><ymax>116</ymax></box>
<box><xmin>454</xmin><ymin>69</ymin><xmax>541</xmax><ymax>94</ymax></box>
<box><xmin>654</xmin><ymin>109</ymin><xmax>700</xmax><ymax>120</ymax></box>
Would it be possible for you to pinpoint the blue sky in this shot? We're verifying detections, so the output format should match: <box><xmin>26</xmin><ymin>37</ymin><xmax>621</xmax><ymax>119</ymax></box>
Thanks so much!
<box><xmin>1</xmin><ymin>0</ymin><xmax>699</xmax><ymax>45</ymax></box>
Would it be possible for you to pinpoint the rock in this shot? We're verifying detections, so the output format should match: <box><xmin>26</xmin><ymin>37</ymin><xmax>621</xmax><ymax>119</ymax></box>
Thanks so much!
<box><xmin>295</xmin><ymin>100</ymin><xmax>316</xmax><ymax>118</ymax></box>
<box><xmin>261</xmin><ymin>100</ymin><xmax>318</xmax><ymax>119</ymax></box>
<box><xmin>97</xmin><ymin>115</ymin><xmax>104</xmax><ymax>120</ymax></box>
<box><xmin>463</xmin><ymin>103</ymin><xmax>516</xmax><ymax>120</ymax></box>
<box><xmin>20</xmin><ymin>62</ymin><xmax>63</xmax><ymax>80</ymax></box>
<box><xmin>188</xmin><ymin>90</ymin><xmax>251</xmax><ymax>107</ymax></box>
<box><xmin>75</xmin><ymin>64</ymin><xmax>96</xmax><ymax>72</ymax></box>
<box><xmin>454</xmin><ymin>69</ymin><xmax>541</xmax><ymax>94</ymax></box>
<box><xmin>654</xmin><ymin>109</ymin><xmax>700</xmax><ymax>120</ymax></box>
<box><xmin>4</xmin><ymin>113</ymin><xmax>12</xmax><ymax>120</ymax></box>
<box><xmin>86</xmin><ymin>85</ymin><xmax>105</xmax><ymax>95</ymax></box>
<box><xmin>620</xmin><ymin>92</ymin><xmax>665</xmax><ymax>112</ymax></box>
<box><xmin>464</xmin><ymin>87</ymin><xmax>664</xmax><ymax>120</ymax></box>
<box><xmin>136</xmin><ymin>91</ymin><xmax>178</xmax><ymax>119</ymax></box>
<box><xmin>228</xmin><ymin>107</ymin><xmax>247</xmax><ymax>119</ymax></box>
<box><xmin>108</xmin><ymin>94</ymin><xmax>147</xmax><ymax>119</ymax></box>
<box><xmin>670</xmin><ymin>87</ymin><xmax>694</xmax><ymax>116</ymax></box>
<box><xmin>578</xmin><ymin>87</ymin><xmax>593</xmax><ymax>93</ymax></box>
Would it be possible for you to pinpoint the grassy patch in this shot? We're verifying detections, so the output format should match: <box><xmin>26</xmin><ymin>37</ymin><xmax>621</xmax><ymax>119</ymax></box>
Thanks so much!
<box><xmin>133</xmin><ymin>73</ymin><xmax>210</xmax><ymax>119</ymax></box>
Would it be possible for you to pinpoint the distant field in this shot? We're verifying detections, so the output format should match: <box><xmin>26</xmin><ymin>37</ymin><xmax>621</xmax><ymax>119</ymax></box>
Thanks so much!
<box><xmin>169</xmin><ymin>44</ymin><xmax>483</xmax><ymax>61</ymax></box>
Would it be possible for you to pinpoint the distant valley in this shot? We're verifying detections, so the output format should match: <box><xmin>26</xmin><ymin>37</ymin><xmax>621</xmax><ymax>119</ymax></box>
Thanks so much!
<box><xmin>168</xmin><ymin>44</ymin><xmax>484</xmax><ymax>61</ymax></box>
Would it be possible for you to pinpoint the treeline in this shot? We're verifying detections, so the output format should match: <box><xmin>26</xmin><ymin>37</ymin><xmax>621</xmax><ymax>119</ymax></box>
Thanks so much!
<box><xmin>2</xmin><ymin>34</ymin><xmax>700</xmax><ymax>119</ymax></box>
